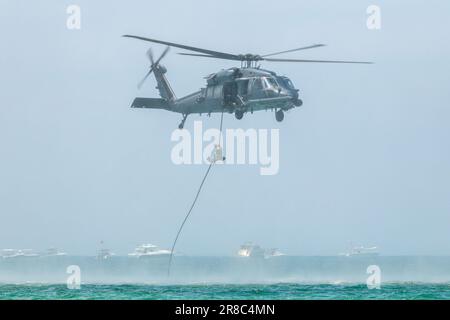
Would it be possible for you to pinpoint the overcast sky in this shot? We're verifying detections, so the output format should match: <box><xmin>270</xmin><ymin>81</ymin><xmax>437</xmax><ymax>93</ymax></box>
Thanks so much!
<box><xmin>0</xmin><ymin>0</ymin><xmax>449</xmax><ymax>255</ymax></box>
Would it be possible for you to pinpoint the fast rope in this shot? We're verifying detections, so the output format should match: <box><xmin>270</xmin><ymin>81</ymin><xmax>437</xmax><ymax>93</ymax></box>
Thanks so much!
<box><xmin>167</xmin><ymin>110</ymin><xmax>225</xmax><ymax>276</ymax></box>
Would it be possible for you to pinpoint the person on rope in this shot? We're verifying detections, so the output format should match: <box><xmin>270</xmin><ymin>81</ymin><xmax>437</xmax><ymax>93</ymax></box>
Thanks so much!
<box><xmin>207</xmin><ymin>144</ymin><xmax>226</xmax><ymax>163</ymax></box>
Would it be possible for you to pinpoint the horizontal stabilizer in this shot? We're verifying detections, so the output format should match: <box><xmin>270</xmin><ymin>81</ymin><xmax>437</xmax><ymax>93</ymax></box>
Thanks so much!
<box><xmin>131</xmin><ymin>97</ymin><xmax>170</xmax><ymax>110</ymax></box>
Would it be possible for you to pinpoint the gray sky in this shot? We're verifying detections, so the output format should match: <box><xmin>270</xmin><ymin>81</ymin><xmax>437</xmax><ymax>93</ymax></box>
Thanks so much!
<box><xmin>0</xmin><ymin>0</ymin><xmax>449</xmax><ymax>256</ymax></box>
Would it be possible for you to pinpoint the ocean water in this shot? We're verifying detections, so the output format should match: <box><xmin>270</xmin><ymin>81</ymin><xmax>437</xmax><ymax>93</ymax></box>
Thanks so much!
<box><xmin>1</xmin><ymin>283</ymin><xmax>450</xmax><ymax>300</ymax></box>
<box><xmin>1</xmin><ymin>256</ymin><xmax>450</xmax><ymax>299</ymax></box>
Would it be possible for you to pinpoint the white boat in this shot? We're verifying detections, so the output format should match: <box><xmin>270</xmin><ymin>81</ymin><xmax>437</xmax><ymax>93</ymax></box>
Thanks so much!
<box><xmin>264</xmin><ymin>248</ymin><xmax>286</xmax><ymax>258</ymax></box>
<box><xmin>42</xmin><ymin>248</ymin><xmax>67</xmax><ymax>257</ymax></box>
<box><xmin>97</xmin><ymin>248</ymin><xmax>115</xmax><ymax>260</ymax></box>
<box><xmin>1</xmin><ymin>249</ymin><xmax>20</xmax><ymax>259</ymax></box>
<box><xmin>341</xmin><ymin>245</ymin><xmax>379</xmax><ymax>257</ymax></box>
<box><xmin>1</xmin><ymin>249</ymin><xmax>39</xmax><ymax>259</ymax></box>
<box><xmin>238</xmin><ymin>243</ymin><xmax>285</xmax><ymax>259</ymax></box>
<box><xmin>22</xmin><ymin>249</ymin><xmax>39</xmax><ymax>257</ymax></box>
<box><xmin>237</xmin><ymin>242</ymin><xmax>266</xmax><ymax>258</ymax></box>
<box><xmin>128</xmin><ymin>244</ymin><xmax>171</xmax><ymax>258</ymax></box>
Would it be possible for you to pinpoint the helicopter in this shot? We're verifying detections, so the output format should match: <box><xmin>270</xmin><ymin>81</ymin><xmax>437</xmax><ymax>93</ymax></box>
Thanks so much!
<box><xmin>123</xmin><ymin>35</ymin><xmax>372</xmax><ymax>129</ymax></box>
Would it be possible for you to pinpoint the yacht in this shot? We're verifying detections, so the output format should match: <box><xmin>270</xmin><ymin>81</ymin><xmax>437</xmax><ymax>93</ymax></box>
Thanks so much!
<box><xmin>341</xmin><ymin>245</ymin><xmax>379</xmax><ymax>257</ymax></box>
<box><xmin>237</xmin><ymin>242</ymin><xmax>266</xmax><ymax>258</ymax></box>
<box><xmin>128</xmin><ymin>244</ymin><xmax>171</xmax><ymax>258</ymax></box>
<box><xmin>238</xmin><ymin>243</ymin><xmax>285</xmax><ymax>259</ymax></box>
<box><xmin>264</xmin><ymin>248</ymin><xmax>286</xmax><ymax>258</ymax></box>
<box><xmin>1</xmin><ymin>249</ymin><xmax>39</xmax><ymax>259</ymax></box>
<box><xmin>97</xmin><ymin>248</ymin><xmax>115</xmax><ymax>260</ymax></box>
<box><xmin>42</xmin><ymin>248</ymin><xmax>67</xmax><ymax>257</ymax></box>
<box><xmin>1</xmin><ymin>249</ymin><xmax>20</xmax><ymax>259</ymax></box>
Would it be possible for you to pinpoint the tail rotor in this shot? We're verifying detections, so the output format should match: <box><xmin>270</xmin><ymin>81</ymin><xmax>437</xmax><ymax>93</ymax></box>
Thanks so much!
<box><xmin>137</xmin><ymin>46</ymin><xmax>170</xmax><ymax>89</ymax></box>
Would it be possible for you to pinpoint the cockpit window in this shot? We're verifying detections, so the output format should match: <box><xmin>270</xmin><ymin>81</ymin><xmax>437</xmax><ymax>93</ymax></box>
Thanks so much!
<box><xmin>264</xmin><ymin>77</ymin><xmax>278</xmax><ymax>89</ymax></box>
<box><xmin>284</xmin><ymin>78</ymin><xmax>294</xmax><ymax>89</ymax></box>
<box><xmin>253</xmin><ymin>78</ymin><xmax>264</xmax><ymax>90</ymax></box>
<box><xmin>277</xmin><ymin>76</ymin><xmax>295</xmax><ymax>89</ymax></box>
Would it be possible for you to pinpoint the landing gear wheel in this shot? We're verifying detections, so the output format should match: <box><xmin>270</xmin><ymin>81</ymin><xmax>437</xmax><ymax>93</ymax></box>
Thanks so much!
<box><xmin>235</xmin><ymin>110</ymin><xmax>244</xmax><ymax>120</ymax></box>
<box><xmin>275</xmin><ymin>109</ymin><xmax>284</xmax><ymax>122</ymax></box>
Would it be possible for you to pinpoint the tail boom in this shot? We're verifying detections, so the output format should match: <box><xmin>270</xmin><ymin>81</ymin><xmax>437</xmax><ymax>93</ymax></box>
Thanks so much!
<box><xmin>153</xmin><ymin>65</ymin><xmax>176</xmax><ymax>102</ymax></box>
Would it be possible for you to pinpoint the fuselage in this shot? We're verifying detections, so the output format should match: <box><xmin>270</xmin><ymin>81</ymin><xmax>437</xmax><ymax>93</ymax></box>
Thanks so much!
<box><xmin>171</xmin><ymin>67</ymin><xmax>301</xmax><ymax>115</ymax></box>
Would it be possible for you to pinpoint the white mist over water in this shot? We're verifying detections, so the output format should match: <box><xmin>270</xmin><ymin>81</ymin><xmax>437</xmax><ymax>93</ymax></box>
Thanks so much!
<box><xmin>1</xmin><ymin>256</ymin><xmax>450</xmax><ymax>285</ymax></box>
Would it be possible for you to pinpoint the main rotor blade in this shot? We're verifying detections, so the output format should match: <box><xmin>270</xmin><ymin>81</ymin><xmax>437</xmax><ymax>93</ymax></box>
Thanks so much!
<box><xmin>177</xmin><ymin>52</ymin><xmax>235</xmax><ymax>61</ymax></box>
<box><xmin>123</xmin><ymin>35</ymin><xmax>240</xmax><ymax>61</ymax></box>
<box><xmin>262</xmin><ymin>44</ymin><xmax>326</xmax><ymax>57</ymax></box>
<box><xmin>264</xmin><ymin>58</ymin><xmax>373</xmax><ymax>64</ymax></box>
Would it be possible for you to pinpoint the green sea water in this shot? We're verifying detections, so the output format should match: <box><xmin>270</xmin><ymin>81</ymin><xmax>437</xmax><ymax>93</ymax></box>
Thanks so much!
<box><xmin>1</xmin><ymin>283</ymin><xmax>450</xmax><ymax>300</ymax></box>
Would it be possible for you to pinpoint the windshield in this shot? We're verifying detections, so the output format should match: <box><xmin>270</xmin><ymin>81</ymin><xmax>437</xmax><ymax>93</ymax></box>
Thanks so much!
<box><xmin>276</xmin><ymin>76</ymin><xmax>294</xmax><ymax>89</ymax></box>
<box><xmin>284</xmin><ymin>77</ymin><xmax>295</xmax><ymax>89</ymax></box>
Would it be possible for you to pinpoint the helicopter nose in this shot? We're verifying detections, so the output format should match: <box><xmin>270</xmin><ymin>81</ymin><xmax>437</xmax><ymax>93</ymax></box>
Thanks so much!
<box><xmin>293</xmin><ymin>98</ymin><xmax>303</xmax><ymax>107</ymax></box>
<box><xmin>290</xmin><ymin>90</ymin><xmax>302</xmax><ymax>106</ymax></box>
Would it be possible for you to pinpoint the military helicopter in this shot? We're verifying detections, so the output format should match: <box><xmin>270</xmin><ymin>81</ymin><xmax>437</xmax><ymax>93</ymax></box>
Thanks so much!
<box><xmin>123</xmin><ymin>35</ymin><xmax>371</xmax><ymax>129</ymax></box>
